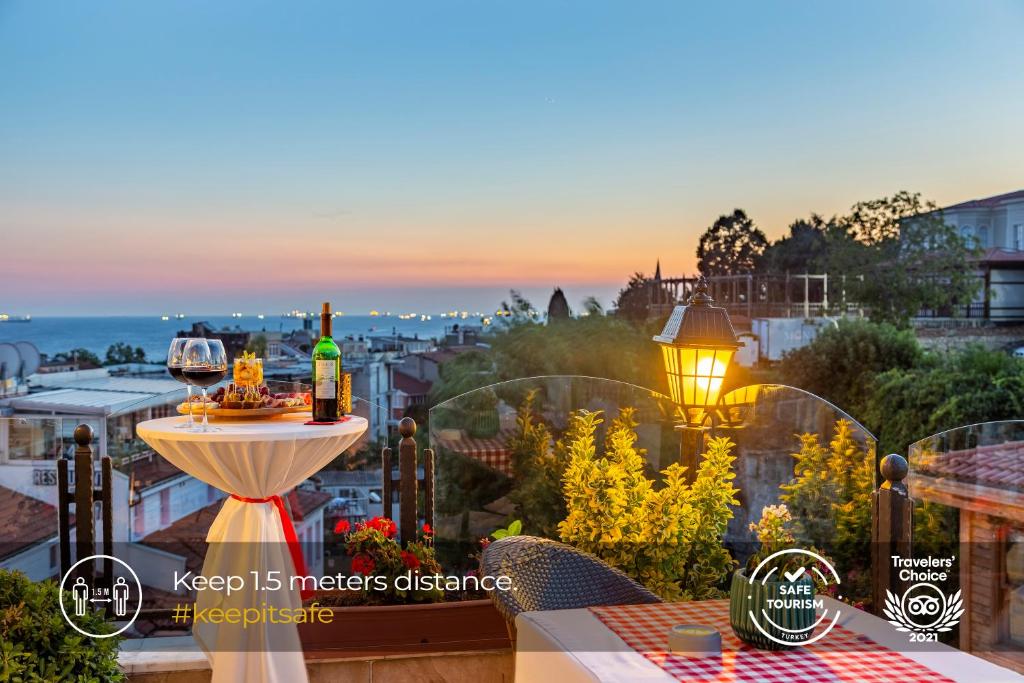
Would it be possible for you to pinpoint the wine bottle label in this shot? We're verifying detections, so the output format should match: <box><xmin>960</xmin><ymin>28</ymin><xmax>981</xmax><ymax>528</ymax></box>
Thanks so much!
<box><xmin>314</xmin><ymin>359</ymin><xmax>337</xmax><ymax>396</ymax></box>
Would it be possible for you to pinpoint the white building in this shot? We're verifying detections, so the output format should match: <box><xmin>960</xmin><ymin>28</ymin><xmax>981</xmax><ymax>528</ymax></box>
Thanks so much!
<box><xmin>938</xmin><ymin>189</ymin><xmax>1024</xmax><ymax>250</ymax></box>
<box><xmin>904</xmin><ymin>189</ymin><xmax>1024</xmax><ymax>321</ymax></box>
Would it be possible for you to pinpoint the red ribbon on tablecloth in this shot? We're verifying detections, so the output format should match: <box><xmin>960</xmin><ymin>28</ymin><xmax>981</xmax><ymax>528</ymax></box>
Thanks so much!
<box><xmin>230</xmin><ymin>494</ymin><xmax>314</xmax><ymax>601</ymax></box>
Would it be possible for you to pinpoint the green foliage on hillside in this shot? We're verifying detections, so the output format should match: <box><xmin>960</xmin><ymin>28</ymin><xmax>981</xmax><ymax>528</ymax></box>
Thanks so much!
<box><xmin>779</xmin><ymin>319</ymin><xmax>1024</xmax><ymax>456</ymax></box>
<box><xmin>864</xmin><ymin>345</ymin><xmax>1024</xmax><ymax>455</ymax></box>
<box><xmin>430</xmin><ymin>305</ymin><xmax>663</xmax><ymax>406</ymax></box>
<box><xmin>778</xmin><ymin>318</ymin><xmax>922</xmax><ymax>419</ymax></box>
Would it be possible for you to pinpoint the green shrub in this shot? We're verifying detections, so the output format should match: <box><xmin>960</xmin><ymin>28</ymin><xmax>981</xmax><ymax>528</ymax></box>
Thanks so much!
<box><xmin>0</xmin><ymin>569</ymin><xmax>124</xmax><ymax>681</ymax></box>
<box><xmin>558</xmin><ymin>409</ymin><xmax>738</xmax><ymax>600</ymax></box>
<box><xmin>778</xmin><ymin>319</ymin><xmax>922</xmax><ymax>420</ymax></box>
<box><xmin>780</xmin><ymin>419</ymin><xmax>874</xmax><ymax>601</ymax></box>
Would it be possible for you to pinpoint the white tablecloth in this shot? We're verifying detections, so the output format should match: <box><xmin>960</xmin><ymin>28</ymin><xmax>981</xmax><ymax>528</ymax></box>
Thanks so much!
<box><xmin>515</xmin><ymin>597</ymin><xmax>1024</xmax><ymax>683</ymax></box>
<box><xmin>137</xmin><ymin>414</ymin><xmax>367</xmax><ymax>683</ymax></box>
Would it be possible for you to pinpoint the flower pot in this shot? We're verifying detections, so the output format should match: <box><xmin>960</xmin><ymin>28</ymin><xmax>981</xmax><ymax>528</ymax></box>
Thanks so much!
<box><xmin>299</xmin><ymin>596</ymin><xmax>510</xmax><ymax>657</ymax></box>
<box><xmin>729</xmin><ymin>568</ymin><xmax>816</xmax><ymax>650</ymax></box>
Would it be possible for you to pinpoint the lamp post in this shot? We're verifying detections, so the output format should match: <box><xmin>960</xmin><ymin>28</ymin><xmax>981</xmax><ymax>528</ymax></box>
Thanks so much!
<box><xmin>653</xmin><ymin>275</ymin><xmax>739</xmax><ymax>479</ymax></box>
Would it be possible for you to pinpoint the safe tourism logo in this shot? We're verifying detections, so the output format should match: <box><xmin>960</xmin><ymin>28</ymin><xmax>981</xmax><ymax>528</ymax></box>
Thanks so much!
<box><xmin>882</xmin><ymin>555</ymin><xmax>964</xmax><ymax>642</ymax></box>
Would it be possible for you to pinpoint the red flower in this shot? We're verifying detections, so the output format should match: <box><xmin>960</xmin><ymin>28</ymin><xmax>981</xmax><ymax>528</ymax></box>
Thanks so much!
<box><xmin>421</xmin><ymin>523</ymin><xmax>433</xmax><ymax>536</ymax></box>
<box><xmin>351</xmin><ymin>553</ymin><xmax>376</xmax><ymax>576</ymax></box>
<box><xmin>401</xmin><ymin>550</ymin><xmax>421</xmax><ymax>570</ymax></box>
<box><xmin>479</xmin><ymin>538</ymin><xmax>491</xmax><ymax>550</ymax></box>
<box><xmin>366</xmin><ymin>516</ymin><xmax>397</xmax><ymax>538</ymax></box>
<box><xmin>334</xmin><ymin>519</ymin><xmax>351</xmax><ymax>534</ymax></box>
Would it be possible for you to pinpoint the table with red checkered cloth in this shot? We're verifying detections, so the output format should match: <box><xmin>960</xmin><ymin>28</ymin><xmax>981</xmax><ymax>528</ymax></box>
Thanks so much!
<box><xmin>434</xmin><ymin>428</ymin><xmax>514</xmax><ymax>476</ymax></box>
<box><xmin>515</xmin><ymin>598</ymin><xmax>1023</xmax><ymax>683</ymax></box>
<box><xmin>588</xmin><ymin>600</ymin><xmax>952</xmax><ymax>683</ymax></box>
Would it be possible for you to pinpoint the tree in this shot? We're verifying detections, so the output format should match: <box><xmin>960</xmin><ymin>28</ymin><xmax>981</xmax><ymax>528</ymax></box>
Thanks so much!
<box><xmin>105</xmin><ymin>342</ymin><xmax>146</xmax><ymax>365</ymax></box>
<box><xmin>429</xmin><ymin>313</ymin><xmax>664</xmax><ymax>405</ymax></box>
<box><xmin>245</xmin><ymin>333</ymin><xmax>268</xmax><ymax>358</ymax></box>
<box><xmin>778</xmin><ymin>319</ymin><xmax>922</xmax><ymax>420</ymax></box>
<box><xmin>546</xmin><ymin>288</ymin><xmax>570</xmax><ymax>321</ymax></box>
<box><xmin>697</xmin><ymin>209</ymin><xmax>767</xmax><ymax>275</ymax></box>
<box><xmin>580</xmin><ymin>296</ymin><xmax>604</xmax><ymax>317</ymax></box>
<box><xmin>52</xmin><ymin>348</ymin><xmax>102</xmax><ymax>367</ymax></box>
<box><xmin>862</xmin><ymin>345</ymin><xmax>1024</xmax><ymax>456</ymax></box>
<box><xmin>758</xmin><ymin>214</ymin><xmax>831</xmax><ymax>274</ymax></box>
<box><xmin>827</xmin><ymin>192</ymin><xmax>981</xmax><ymax>325</ymax></box>
<box><xmin>614</xmin><ymin>272</ymin><xmax>669</xmax><ymax>324</ymax></box>
<box><xmin>841</xmin><ymin>190</ymin><xmax>925</xmax><ymax>245</ymax></box>
<box><xmin>497</xmin><ymin>290</ymin><xmax>538</xmax><ymax>326</ymax></box>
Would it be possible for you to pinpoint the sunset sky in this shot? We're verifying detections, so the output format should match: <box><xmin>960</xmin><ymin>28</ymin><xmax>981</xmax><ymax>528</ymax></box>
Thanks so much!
<box><xmin>2</xmin><ymin>1</ymin><xmax>1023</xmax><ymax>315</ymax></box>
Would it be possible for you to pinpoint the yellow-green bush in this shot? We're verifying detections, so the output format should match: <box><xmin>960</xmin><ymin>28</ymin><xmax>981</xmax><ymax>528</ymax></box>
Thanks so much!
<box><xmin>558</xmin><ymin>408</ymin><xmax>738</xmax><ymax>600</ymax></box>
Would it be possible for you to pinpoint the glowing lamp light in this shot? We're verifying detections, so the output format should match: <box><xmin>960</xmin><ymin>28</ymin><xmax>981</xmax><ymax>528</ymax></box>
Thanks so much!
<box><xmin>654</xmin><ymin>276</ymin><xmax>739</xmax><ymax>427</ymax></box>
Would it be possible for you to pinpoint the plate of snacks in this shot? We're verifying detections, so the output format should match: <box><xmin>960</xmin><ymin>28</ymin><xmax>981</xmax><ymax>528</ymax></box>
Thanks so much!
<box><xmin>177</xmin><ymin>353</ymin><xmax>312</xmax><ymax>418</ymax></box>
<box><xmin>176</xmin><ymin>387</ymin><xmax>312</xmax><ymax>418</ymax></box>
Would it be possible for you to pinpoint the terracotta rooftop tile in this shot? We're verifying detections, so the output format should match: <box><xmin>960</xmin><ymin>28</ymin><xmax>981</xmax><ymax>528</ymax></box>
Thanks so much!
<box><xmin>0</xmin><ymin>485</ymin><xmax>64</xmax><ymax>560</ymax></box>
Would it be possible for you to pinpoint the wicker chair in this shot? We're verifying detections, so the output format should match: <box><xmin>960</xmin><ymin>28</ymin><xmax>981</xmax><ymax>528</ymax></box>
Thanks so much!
<box><xmin>480</xmin><ymin>535</ymin><xmax>662</xmax><ymax>641</ymax></box>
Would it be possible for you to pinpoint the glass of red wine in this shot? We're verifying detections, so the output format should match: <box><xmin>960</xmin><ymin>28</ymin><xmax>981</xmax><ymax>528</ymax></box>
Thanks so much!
<box><xmin>167</xmin><ymin>338</ymin><xmax>194</xmax><ymax>429</ymax></box>
<box><xmin>181</xmin><ymin>338</ymin><xmax>228</xmax><ymax>432</ymax></box>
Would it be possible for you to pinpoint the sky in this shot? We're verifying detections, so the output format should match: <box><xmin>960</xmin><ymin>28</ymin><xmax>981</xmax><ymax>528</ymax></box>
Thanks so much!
<box><xmin>2</xmin><ymin>1</ymin><xmax>1023</xmax><ymax>315</ymax></box>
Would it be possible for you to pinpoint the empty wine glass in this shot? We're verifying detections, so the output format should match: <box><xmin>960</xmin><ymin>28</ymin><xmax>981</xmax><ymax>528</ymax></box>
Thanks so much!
<box><xmin>181</xmin><ymin>338</ymin><xmax>228</xmax><ymax>432</ymax></box>
<box><xmin>167</xmin><ymin>338</ymin><xmax>193</xmax><ymax>429</ymax></box>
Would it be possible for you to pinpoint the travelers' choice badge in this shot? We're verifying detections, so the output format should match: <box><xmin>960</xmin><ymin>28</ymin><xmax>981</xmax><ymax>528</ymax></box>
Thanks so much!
<box><xmin>883</xmin><ymin>555</ymin><xmax>964</xmax><ymax>642</ymax></box>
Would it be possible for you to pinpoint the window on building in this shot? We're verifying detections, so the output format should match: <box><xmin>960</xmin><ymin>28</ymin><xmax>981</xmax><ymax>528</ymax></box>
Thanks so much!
<box><xmin>961</xmin><ymin>225</ymin><xmax>973</xmax><ymax>241</ymax></box>
<box><xmin>1015</xmin><ymin>225</ymin><xmax>1024</xmax><ymax>251</ymax></box>
<box><xmin>49</xmin><ymin>543</ymin><xmax>58</xmax><ymax>570</ymax></box>
<box><xmin>978</xmin><ymin>225</ymin><xmax>989</xmax><ymax>248</ymax></box>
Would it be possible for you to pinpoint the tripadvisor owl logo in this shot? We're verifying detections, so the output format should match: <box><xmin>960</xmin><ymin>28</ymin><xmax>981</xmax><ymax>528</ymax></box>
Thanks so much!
<box><xmin>882</xmin><ymin>554</ymin><xmax>963</xmax><ymax>642</ymax></box>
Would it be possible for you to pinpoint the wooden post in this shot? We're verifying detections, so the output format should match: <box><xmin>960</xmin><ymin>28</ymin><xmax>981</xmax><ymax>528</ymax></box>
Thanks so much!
<box><xmin>100</xmin><ymin>455</ymin><xmax>114</xmax><ymax>615</ymax></box>
<box><xmin>56</xmin><ymin>458</ymin><xmax>71</xmax><ymax>576</ymax></box>
<box><xmin>423</xmin><ymin>446</ymin><xmax>434</xmax><ymax>532</ymax></box>
<box><xmin>380</xmin><ymin>417</ymin><xmax>434</xmax><ymax>544</ymax></box>
<box><xmin>872</xmin><ymin>453</ymin><xmax>913</xmax><ymax>615</ymax></box>
<box><xmin>381</xmin><ymin>445</ymin><xmax>393</xmax><ymax>521</ymax></box>
<box><xmin>73</xmin><ymin>424</ymin><xmax>94</xmax><ymax>585</ymax></box>
<box><xmin>398</xmin><ymin>417</ymin><xmax>418</xmax><ymax>545</ymax></box>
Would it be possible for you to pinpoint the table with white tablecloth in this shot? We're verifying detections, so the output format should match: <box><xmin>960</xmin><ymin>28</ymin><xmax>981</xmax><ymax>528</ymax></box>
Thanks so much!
<box><xmin>515</xmin><ymin>597</ymin><xmax>1024</xmax><ymax>683</ymax></box>
<box><xmin>137</xmin><ymin>414</ymin><xmax>366</xmax><ymax>683</ymax></box>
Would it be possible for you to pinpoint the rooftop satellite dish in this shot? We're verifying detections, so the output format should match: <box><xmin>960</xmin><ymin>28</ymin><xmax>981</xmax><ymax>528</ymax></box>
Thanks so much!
<box><xmin>15</xmin><ymin>342</ymin><xmax>41</xmax><ymax>378</ymax></box>
<box><xmin>0</xmin><ymin>343</ymin><xmax>21</xmax><ymax>382</ymax></box>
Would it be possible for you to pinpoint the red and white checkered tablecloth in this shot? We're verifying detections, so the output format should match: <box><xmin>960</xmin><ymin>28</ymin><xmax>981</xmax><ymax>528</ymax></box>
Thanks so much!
<box><xmin>589</xmin><ymin>601</ymin><xmax>956</xmax><ymax>683</ymax></box>
<box><xmin>435</xmin><ymin>429</ymin><xmax>514</xmax><ymax>476</ymax></box>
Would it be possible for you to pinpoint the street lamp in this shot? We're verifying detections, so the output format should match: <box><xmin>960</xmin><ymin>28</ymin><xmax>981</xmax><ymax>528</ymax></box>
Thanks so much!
<box><xmin>653</xmin><ymin>275</ymin><xmax>739</xmax><ymax>475</ymax></box>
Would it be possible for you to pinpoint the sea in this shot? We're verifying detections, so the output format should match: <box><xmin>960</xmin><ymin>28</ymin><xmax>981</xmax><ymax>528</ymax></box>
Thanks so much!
<box><xmin>0</xmin><ymin>315</ymin><xmax>456</xmax><ymax>362</ymax></box>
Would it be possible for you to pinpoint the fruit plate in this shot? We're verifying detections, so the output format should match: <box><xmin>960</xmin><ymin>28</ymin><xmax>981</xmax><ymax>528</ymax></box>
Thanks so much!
<box><xmin>176</xmin><ymin>405</ymin><xmax>311</xmax><ymax>419</ymax></box>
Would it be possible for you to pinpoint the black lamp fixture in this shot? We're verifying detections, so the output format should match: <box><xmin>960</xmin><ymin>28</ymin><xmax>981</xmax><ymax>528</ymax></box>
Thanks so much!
<box><xmin>653</xmin><ymin>275</ymin><xmax>739</xmax><ymax>427</ymax></box>
<box><xmin>653</xmin><ymin>275</ymin><xmax>739</xmax><ymax>475</ymax></box>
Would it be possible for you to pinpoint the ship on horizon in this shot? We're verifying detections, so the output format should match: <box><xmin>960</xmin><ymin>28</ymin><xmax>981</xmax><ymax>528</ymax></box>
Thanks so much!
<box><xmin>0</xmin><ymin>313</ymin><xmax>31</xmax><ymax>323</ymax></box>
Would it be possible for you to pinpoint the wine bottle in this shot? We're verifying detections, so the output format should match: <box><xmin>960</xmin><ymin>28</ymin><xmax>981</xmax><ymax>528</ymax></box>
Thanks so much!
<box><xmin>312</xmin><ymin>302</ymin><xmax>341</xmax><ymax>421</ymax></box>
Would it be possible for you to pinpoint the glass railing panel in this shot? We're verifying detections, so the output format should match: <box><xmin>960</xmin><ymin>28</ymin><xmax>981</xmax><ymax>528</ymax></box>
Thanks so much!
<box><xmin>428</xmin><ymin>376</ymin><xmax>877</xmax><ymax>603</ymax></box>
<box><xmin>908</xmin><ymin>421</ymin><xmax>1024</xmax><ymax>656</ymax></box>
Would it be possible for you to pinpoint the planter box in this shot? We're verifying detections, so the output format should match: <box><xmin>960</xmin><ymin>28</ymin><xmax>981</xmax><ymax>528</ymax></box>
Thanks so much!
<box><xmin>299</xmin><ymin>597</ymin><xmax>510</xmax><ymax>658</ymax></box>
